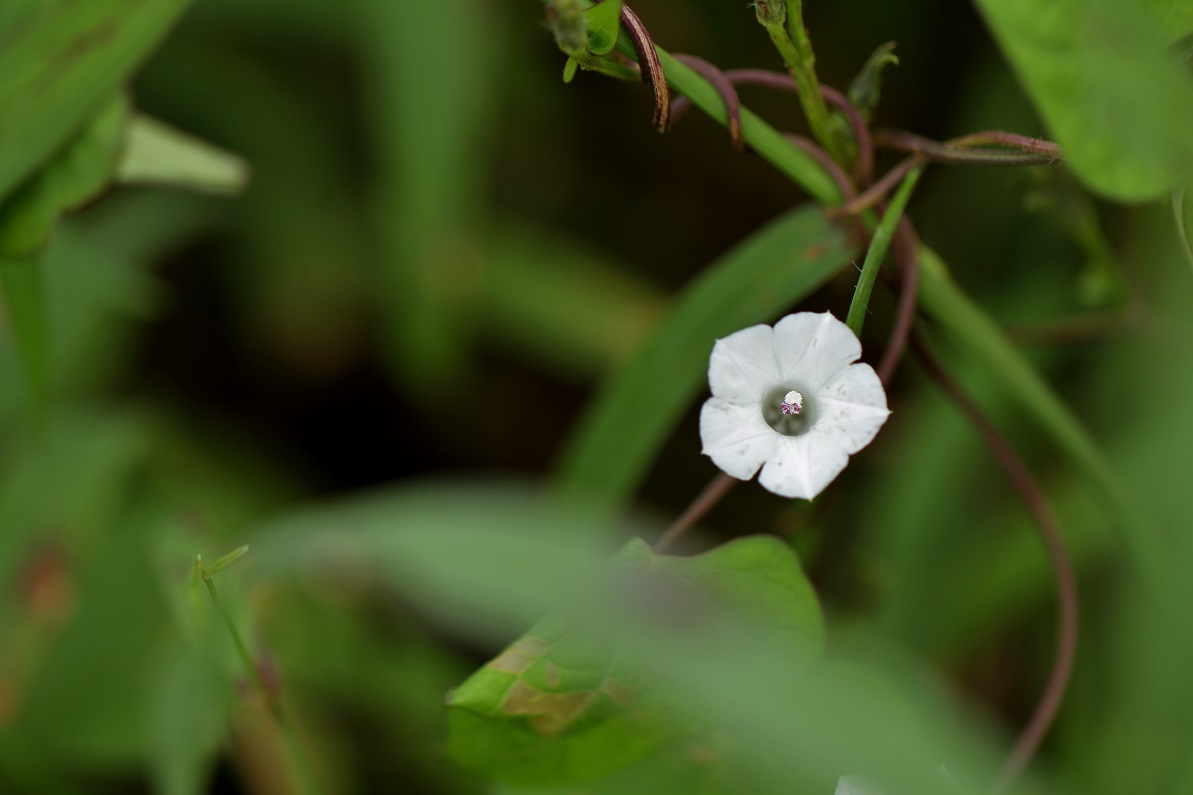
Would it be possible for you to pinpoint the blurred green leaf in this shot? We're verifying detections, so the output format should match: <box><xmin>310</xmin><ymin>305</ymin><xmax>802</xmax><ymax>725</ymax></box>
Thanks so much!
<box><xmin>555</xmin><ymin>205</ymin><xmax>852</xmax><ymax>507</ymax></box>
<box><xmin>583</xmin><ymin>0</ymin><xmax>622</xmax><ymax>55</ymax></box>
<box><xmin>479</xmin><ymin>223</ymin><xmax>661</xmax><ymax>380</ymax></box>
<box><xmin>250</xmin><ymin>482</ymin><xmax>634</xmax><ymax>642</ymax></box>
<box><xmin>0</xmin><ymin>0</ymin><xmax>44</xmax><ymax>37</ymax></box>
<box><xmin>0</xmin><ymin>0</ymin><xmax>193</xmax><ymax>204</ymax></box>
<box><xmin>362</xmin><ymin>0</ymin><xmax>500</xmax><ymax>393</ymax></box>
<box><xmin>916</xmin><ymin>247</ymin><xmax>1164</xmax><ymax>576</ymax></box>
<box><xmin>253</xmin><ymin>488</ymin><xmax>1004</xmax><ymax>795</ymax></box>
<box><xmin>1141</xmin><ymin>0</ymin><xmax>1193</xmax><ymax>40</ymax></box>
<box><xmin>0</xmin><ymin>93</ymin><xmax>128</xmax><ymax>258</ymax></box>
<box><xmin>847</xmin><ymin>41</ymin><xmax>899</xmax><ymax>121</ymax></box>
<box><xmin>0</xmin><ymin>254</ymin><xmax>49</xmax><ymax>412</ymax></box>
<box><xmin>971</xmin><ymin>0</ymin><xmax>1193</xmax><ymax>199</ymax></box>
<box><xmin>116</xmin><ymin>114</ymin><xmax>249</xmax><ymax>194</ymax></box>
<box><xmin>147</xmin><ymin>636</ymin><xmax>231</xmax><ymax>795</ymax></box>
<box><xmin>203</xmin><ymin>544</ymin><xmax>249</xmax><ymax>579</ymax></box>
<box><xmin>447</xmin><ymin>536</ymin><xmax>823</xmax><ymax>785</ymax></box>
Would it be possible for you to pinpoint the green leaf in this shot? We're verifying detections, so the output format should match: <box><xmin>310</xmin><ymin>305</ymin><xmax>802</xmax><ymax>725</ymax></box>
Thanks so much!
<box><xmin>626</xmin><ymin>536</ymin><xmax>825</xmax><ymax>651</ymax></box>
<box><xmin>255</xmin><ymin>496</ymin><xmax>993</xmax><ymax>795</ymax></box>
<box><xmin>249</xmin><ymin>483</ymin><xmax>627</xmax><ymax>641</ymax></box>
<box><xmin>115</xmin><ymin>115</ymin><xmax>249</xmax><ymax>194</ymax></box>
<box><xmin>847</xmin><ymin>41</ymin><xmax>899</xmax><ymax>121</ymax></box>
<box><xmin>563</xmin><ymin>56</ymin><xmax>579</xmax><ymax>83</ymax></box>
<box><xmin>203</xmin><ymin>544</ymin><xmax>249</xmax><ymax>579</ymax></box>
<box><xmin>446</xmin><ymin>536</ymin><xmax>824</xmax><ymax>784</ymax></box>
<box><xmin>0</xmin><ymin>94</ymin><xmax>129</xmax><ymax>258</ymax></box>
<box><xmin>0</xmin><ymin>0</ymin><xmax>194</xmax><ymax>204</ymax></box>
<box><xmin>583</xmin><ymin>0</ymin><xmax>622</xmax><ymax>55</ymax></box>
<box><xmin>147</xmin><ymin>637</ymin><xmax>231</xmax><ymax>795</ymax></box>
<box><xmin>971</xmin><ymin>0</ymin><xmax>1193</xmax><ymax>200</ymax></box>
<box><xmin>554</xmin><ymin>204</ymin><xmax>851</xmax><ymax>507</ymax></box>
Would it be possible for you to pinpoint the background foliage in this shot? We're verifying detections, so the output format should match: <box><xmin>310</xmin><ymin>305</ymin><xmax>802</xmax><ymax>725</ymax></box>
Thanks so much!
<box><xmin>2</xmin><ymin>0</ymin><xmax>1193</xmax><ymax>793</ymax></box>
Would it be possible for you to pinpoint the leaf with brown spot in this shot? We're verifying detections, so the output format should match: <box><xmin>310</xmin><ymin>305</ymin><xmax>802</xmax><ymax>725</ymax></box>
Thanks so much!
<box><xmin>446</xmin><ymin>535</ymin><xmax>824</xmax><ymax>786</ymax></box>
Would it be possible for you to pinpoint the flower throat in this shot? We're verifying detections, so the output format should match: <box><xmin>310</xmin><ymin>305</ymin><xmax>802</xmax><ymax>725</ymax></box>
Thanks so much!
<box><xmin>762</xmin><ymin>385</ymin><xmax>815</xmax><ymax>436</ymax></box>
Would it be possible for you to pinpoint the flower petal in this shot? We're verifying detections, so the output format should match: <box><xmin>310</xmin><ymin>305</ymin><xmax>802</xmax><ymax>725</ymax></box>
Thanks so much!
<box><xmin>773</xmin><ymin>312</ymin><xmax>862</xmax><ymax>390</ymax></box>
<box><xmin>757</xmin><ymin>431</ymin><xmax>850</xmax><ymax>500</ymax></box>
<box><xmin>708</xmin><ymin>324</ymin><xmax>780</xmax><ymax>403</ymax></box>
<box><xmin>813</xmin><ymin>363</ymin><xmax>890</xmax><ymax>454</ymax></box>
<box><xmin>699</xmin><ymin>397</ymin><xmax>777</xmax><ymax>480</ymax></box>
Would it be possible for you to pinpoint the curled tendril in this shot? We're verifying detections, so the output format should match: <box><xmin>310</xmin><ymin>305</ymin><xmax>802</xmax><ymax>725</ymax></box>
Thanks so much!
<box><xmin>672</xmin><ymin>54</ymin><xmax>743</xmax><ymax>151</ymax></box>
<box><xmin>619</xmin><ymin>4</ymin><xmax>669</xmax><ymax>132</ymax></box>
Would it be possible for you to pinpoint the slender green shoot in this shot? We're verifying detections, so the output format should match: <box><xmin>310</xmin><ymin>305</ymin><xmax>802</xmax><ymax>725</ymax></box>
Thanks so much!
<box><xmin>846</xmin><ymin>166</ymin><xmax>923</xmax><ymax>337</ymax></box>
<box><xmin>202</xmin><ymin>577</ymin><xmax>271</xmax><ymax>706</ymax></box>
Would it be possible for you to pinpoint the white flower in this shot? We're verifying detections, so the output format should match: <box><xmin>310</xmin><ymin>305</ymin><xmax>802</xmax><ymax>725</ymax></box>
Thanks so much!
<box><xmin>699</xmin><ymin>312</ymin><xmax>890</xmax><ymax>500</ymax></box>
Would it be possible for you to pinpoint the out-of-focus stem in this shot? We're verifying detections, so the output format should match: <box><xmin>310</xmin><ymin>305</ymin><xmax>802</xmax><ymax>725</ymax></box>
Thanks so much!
<box><xmin>911</xmin><ymin>332</ymin><xmax>1078</xmax><ymax>790</ymax></box>
<box><xmin>757</xmin><ymin>19</ymin><xmax>846</xmax><ymax>164</ymax></box>
<box><xmin>655</xmin><ymin>473</ymin><xmax>737</xmax><ymax>553</ymax></box>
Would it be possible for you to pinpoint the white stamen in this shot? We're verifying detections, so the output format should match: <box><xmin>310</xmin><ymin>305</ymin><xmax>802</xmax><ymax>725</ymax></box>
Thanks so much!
<box><xmin>784</xmin><ymin>391</ymin><xmax>803</xmax><ymax>410</ymax></box>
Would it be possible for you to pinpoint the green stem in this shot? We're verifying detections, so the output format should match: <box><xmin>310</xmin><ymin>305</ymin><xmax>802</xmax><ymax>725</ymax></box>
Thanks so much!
<box><xmin>758</xmin><ymin>21</ymin><xmax>844</xmax><ymax>163</ymax></box>
<box><xmin>549</xmin><ymin>0</ymin><xmax>845</xmax><ymax>204</ymax></box>
<box><xmin>203</xmin><ymin>578</ymin><xmax>270</xmax><ymax>704</ymax></box>
<box><xmin>204</xmin><ymin>577</ymin><xmax>327</xmax><ymax>795</ymax></box>
<box><xmin>845</xmin><ymin>166</ymin><xmax>922</xmax><ymax>337</ymax></box>
<box><xmin>649</xmin><ymin>49</ymin><xmax>843</xmax><ymax>204</ymax></box>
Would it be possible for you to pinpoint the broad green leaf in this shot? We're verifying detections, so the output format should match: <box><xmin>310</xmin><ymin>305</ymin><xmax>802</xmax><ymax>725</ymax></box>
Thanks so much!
<box><xmin>254</xmin><ymin>497</ymin><xmax>998</xmax><ymax>795</ymax></box>
<box><xmin>116</xmin><ymin>115</ymin><xmax>249</xmax><ymax>194</ymax></box>
<box><xmin>249</xmin><ymin>483</ymin><xmax>629</xmax><ymax>641</ymax></box>
<box><xmin>0</xmin><ymin>94</ymin><xmax>129</xmax><ymax>258</ymax></box>
<box><xmin>583</xmin><ymin>0</ymin><xmax>622</xmax><ymax>55</ymax></box>
<box><xmin>555</xmin><ymin>204</ymin><xmax>851</xmax><ymax>507</ymax></box>
<box><xmin>621</xmin><ymin>535</ymin><xmax>825</xmax><ymax>652</ymax></box>
<box><xmin>0</xmin><ymin>0</ymin><xmax>194</xmax><ymax>204</ymax></box>
<box><xmin>971</xmin><ymin>0</ymin><xmax>1193</xmax><ymax>199</ymax></box>
<box><xmin>916</xmin><ymin>247</ymin><xmax>1165</xmax><ymax>576</ymax></box>
<box><xmin>446</xmin><ymin>536</ymin><xmax>823</xmax><ymax>784</ymax></box>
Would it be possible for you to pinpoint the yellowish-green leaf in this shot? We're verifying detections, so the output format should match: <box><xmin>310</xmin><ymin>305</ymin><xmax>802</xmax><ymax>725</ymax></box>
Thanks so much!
<box><xmin>116</xmin><ymin>115</ymin><xmax>249</xmax><ymax>194</ymax></box>
<box><xmin>972</xmin><ymin>0</ymin><xmax>1193</xmax><ymax>200</ymax></box>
